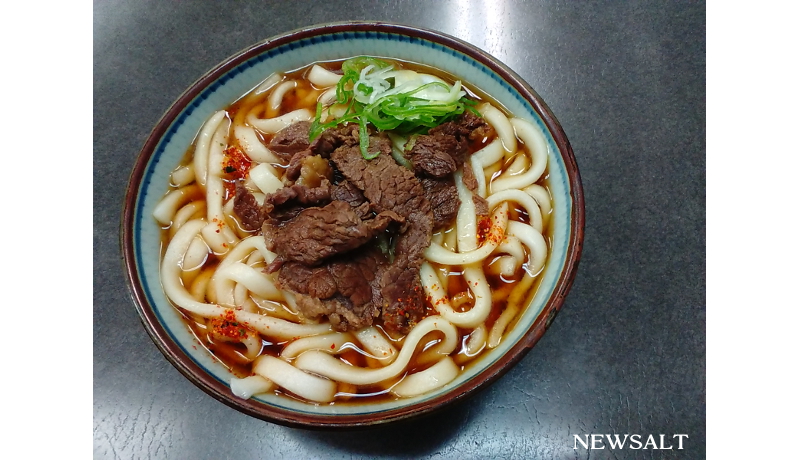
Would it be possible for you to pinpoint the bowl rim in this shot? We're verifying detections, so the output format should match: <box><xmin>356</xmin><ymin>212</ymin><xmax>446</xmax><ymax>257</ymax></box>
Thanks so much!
<box><xmin>121</xmin><ymin>20</ymin><xmax>585</xmax><ymax>429</ymax></box>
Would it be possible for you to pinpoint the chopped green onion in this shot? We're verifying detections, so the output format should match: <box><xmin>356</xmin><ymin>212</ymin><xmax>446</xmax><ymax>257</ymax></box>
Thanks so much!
<box><xmin>309</xmin><ymin>57</ymin><xmax>478</xmax><ymax>160</ymax></box>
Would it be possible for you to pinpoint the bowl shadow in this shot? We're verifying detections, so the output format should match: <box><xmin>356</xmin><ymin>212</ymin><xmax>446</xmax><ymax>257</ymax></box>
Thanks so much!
<box><xmin>285</xmin><ymin>397</ymin><xmax>475</xmax><ymax>457</ymax></box>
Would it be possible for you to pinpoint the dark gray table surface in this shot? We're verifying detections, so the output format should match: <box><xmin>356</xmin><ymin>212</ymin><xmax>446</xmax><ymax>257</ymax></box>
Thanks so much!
<box><xmin>93</xmin><ymin>1</ymin><xmax>705</xmax><ymax>458</ymax></box>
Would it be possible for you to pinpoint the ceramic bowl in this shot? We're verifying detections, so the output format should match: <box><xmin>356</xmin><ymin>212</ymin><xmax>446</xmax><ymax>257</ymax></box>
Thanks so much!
<box><xmin>122</xmin><ymin>21</ymin><xmax>584</xmax><ymax>428</ymax></box>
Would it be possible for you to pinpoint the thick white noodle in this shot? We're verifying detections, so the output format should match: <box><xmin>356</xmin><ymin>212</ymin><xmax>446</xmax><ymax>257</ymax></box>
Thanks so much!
<box><xmin>308</xmin><ymin>65</ymin><xmax>342</xmax><ymax>87</ymax></box>
<box><xmin>171</xmin><ymin>164</ymin><xmax>195</xmax><ymax>187</ymax></box>
<box><xmin>496</xmin><ymin>234</ymin><xmax>525</xmax><ymax>262</ymax></box>
<box><xmin>249</xmin><ymin>163</ymin><xmax>284</xmax><ymax>195</ymax></box>
<box><xmin>355</xmin><ymin>327</ymin><xmax>398</xmax><ymax>364</ymax></box>
<box><xmin>488</xmin><ymin>302</ymin><xmax>521</xmax><ymax>349</ymax></box>
<box><xmin>205</xmin><ymin>118</ymin><xmax>230</xmax><ymax>224</ymax></box>
<box><xmin>318</xmin><ymin>87</ymin><xmax>338</xmax><ymax>106</ymax></box>
<box><xmin>234</xmin><ymin>283</ymin><xmax>258</xmax><ymax>313</ymax></box>
<box><xmin>248</xmin><ymin>108</ymin><xmax>313</xmax><ymax>134</ymax></box>
<box><xmin>213</xmin><ymin>332</ymin><xmax>262</xmax><ymax>361</ymax></box>
<box><xmin>487</xmin><ymin>189</ymin><xmax>543</xmax><ymax>233</ymax></box>
<box><xmin>442</xmin><ymin>227</ymin><xmax>458</xmax><ymax>252</ymax></box>
<box><xmin>524</xmin><ymin>184</ymin><xmax>552</xmax><ymax>225</ymax></box>
<box><xmin>169</xmin><ymin>201</ymin><xmax>205</xmax><ymax>238</ymax></box>
<box><xmin>234</xmin><ymin>125</ymin><xmax>283</xmax><ymax>164</ymax></box>
<box><xmin>211</xmin><ymin>235</ymin><xmax>279</xmax><ymax>306</ymax></box>
<box><xmin>420</xmin><ymin>262</ymin><xmax>492</xmax><ymax>328</ymax></box>
<box><xmin>490</xmin><ymin>118</ymin><xmax>548</xmax><ymax>193</ymax></box>
<box><xmin>507</xmin><ymin>221</ymin><xmax>548</xmax><ymax>276</ymax></box>
<box><xmin>454</xmin><ymin>171</ymin><xmax>478</xmax><ymax>252</ymax></box>
<box><xmin>294</xmin><ymin>316</ymin><xmax>458</xmax><ymax>385</ymax></box>
<box><xmin>252</xmin><ymin>355</ymin><xmax>336</xmax><ymax>403</ymax></box>
<box><xmin>469</xmin><ymin>139</ymin><xmax>504</xmax><ymax>198</ymax></box>
<box><xmin>488</xmin><ymin>255</ymin><xmax>518</xmax><ymax>278</ymax></box>
<box><xmin>253</xmin><ymin>73</ymin><xmax>282</xmax><ymax>95</ymax></box>
<box><xmin>200</xmin><ymin>221</ymin><xmax>239</xmax><ymax>255</ymax></box>
<box><xmin>217</xmin><ymin>234</ymin><xmax>276</xmax><ymax>267</ymax></box>
<box><xmin>230</xmin><ymin>375</ymin><xmax>275</xmax><ymax>399</ymax></box>
<box><xmin>251</xmin><ymin>295</ymin><xmax>304</xmax><ymax>323</ymax></box>
<box><xmin>464</xmin><ymin>325</ymin><xmax>487</xmax><ymax>356</ymax></box>
<box><xmin>153</xmin><ymin>185</ymin><xmax>201</xmax><ymax>226</ymax></box>
<box><xmin>268</xmin><ymin>81</ymin><xmax>298</xmax><ymax>115</ymax></box>
<box><xmin>161</xmin><ymin>220</ymin><xmax>331</xmax><ymax>340</ymax></box>
<box><xmin>487</xmin><ymin>269</ymin><xmax>538</xmax><ymax>348</ymax></box>
<box><xmin>478</xmin><ymin>103</ymin><xmax>517</xmax><ymax>155</ymax></box>
<box><xmin>182</xmin><ymin>235</ymin><xmax>209</xmax><ymax>272</ymax></box>
<box><xmin>222</xmin><ymin>199</ymin><xmax>252</xmax><ymax>240</ymax></box>
<box><xmin>193</xmin><ymin>110</ymin><xmax>227</xmax><ymax>188</ymax></box>
<box><xmin>280</xmin><ymin>332</ymin><xmax>353</xmax><ymax>359</ymax></box>
<box><xmin>213</xmin><ymin>262</ymin><xmax>283</xmax><ymax>307</ymax></box>
<box><xmin>472</xmin><ymin>137</ymin><xmax>505</xmax><ymax>166</ymax></box>
<box><xmin>424</xmin><ymin>203</ymin><xmax>508</xmax><ymax>265</ymax></box>
<box><xmin>500</xmin><ymin>152</ymin><xmax>527</xmax><ymax>177</ymax></box>
<box><xmin>391</xmin><ymin>356</ymin><xmax>459</xmax><ymax>397</ymax></box>
<box><xmin>189</xmin><ymin>267</ymin><xmax>214</xmax><ymax>302</ymax></box>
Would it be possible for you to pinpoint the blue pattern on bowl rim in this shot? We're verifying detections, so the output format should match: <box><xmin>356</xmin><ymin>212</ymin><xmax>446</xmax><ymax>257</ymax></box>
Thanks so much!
<box><xmin>124</xmin><ymin>21</ymin><xmax>583</xmax><ymax>425</ymax></box>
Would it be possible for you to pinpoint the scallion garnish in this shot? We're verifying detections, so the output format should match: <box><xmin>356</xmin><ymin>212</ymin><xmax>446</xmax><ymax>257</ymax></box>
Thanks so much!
<box><xmin>309</xmin><ymin>57</ymin><xmax>478</xmax><ymax>160</ymax></box>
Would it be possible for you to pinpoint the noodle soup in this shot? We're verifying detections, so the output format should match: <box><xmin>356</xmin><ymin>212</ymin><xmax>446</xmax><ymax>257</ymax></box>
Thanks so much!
<box><xmin>154</xmin><ymin>57</ymin><xmax>553</xmax><ymax>405</ymax></box>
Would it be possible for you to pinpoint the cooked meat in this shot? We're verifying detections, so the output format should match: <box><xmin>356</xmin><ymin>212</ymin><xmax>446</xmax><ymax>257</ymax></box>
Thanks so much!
<box><xmin>407</xmin><ymin>133</ymin><xmax>459</xmax><ymax>178</ymax></box>
<box><xmin>265</xmin><ymin>179</ymin><xmax>332</xmax><ymax>210</ymax></box>
<box><xmin>278</xmin><ymin>262</ymin><xmax>338</xmax><ymax>299</ymax></box>
<box><xmin>473</xmin><ymin>194</ymin><xmax>489</xmax><ymax>217</ymax></box>
<box><xmin>248</xmin><ymin>115</ymin><xmax>489</xmax><ymax>334</ymax></box>
<box><xmin>379</xmin><ymin>265</ymin><xmax>426</xmax><ymax>332</ymax></box>
<box><xmin>233</xmin><ymin>182</ymin><xmax>267</xmax><ymax>231</ymax></box>
<box><xmin>264</xmin><ymin>200</ymin><xmax>403</xmax><ymax>268</ymax></box>
<box><xmin>279</xmin><ymin>248</ymin><xmax>387</xmax><ymax>332</ymax></box>
<box><xmin>268</xmin><ymin>121</ymin><xmax>311</xmax><ymax>161</ymax></box>
<box><xmin>330</xmin><ymin>142</ymin><xmax>433</xmax><ymax>332</ymax></box>
<box><xmin>461</xmin><ymin>162</ymin><xmax>479</xmax><ymax>191</ymax></box>
<box><xmin>420</xmin><ymin>177</ymin><xmax>460</xmax><ymax>230</ymax></box>
<box><xmin>430</xmin><ymin>111</ymin><xmax>491</xmax><ymax>142</ymax></box>
<box><xmin>284</xmin><ymin>148</ymin><xmax>313</xmax><ymax>181</ymax></box>
<box><xmin>309</xmin><ymin>123</ymin><xmax>360</xmax><ymax>157</ymax></box>
<box><xmin>295</xmin><ymin>294</ymin><xmax>378</xmax><ymax>332</ymax></box>
<box><xmin>233</xmin><ymin>179</ymin><xmax>334</xmax><ymax>231</ymax></box>
<box><xmin>331</xmin><ymin>138</ymin><xmax>428</xmax><ymax>220</ymax></box>
<box><xmin>331</xmin><ymin>180</ymin><xmax>371</xmax><ymax>219</ymax></box>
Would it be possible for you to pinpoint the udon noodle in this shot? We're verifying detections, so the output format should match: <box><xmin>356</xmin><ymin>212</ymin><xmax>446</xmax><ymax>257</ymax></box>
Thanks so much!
<box><xmin>154</xmin><ymin>58</ymin><xmax>552</xmax><ymax>404</ymax></box>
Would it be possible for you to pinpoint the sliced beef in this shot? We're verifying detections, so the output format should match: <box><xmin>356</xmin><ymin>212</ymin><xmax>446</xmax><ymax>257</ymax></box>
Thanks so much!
<box><xmin>331</xmin><ymin>139</ymin><xmax>429</xmax><ymax>220</ymax></box>
<box><xmin>473</xmin><ymin>195</ymin><xmax>489</xmax><ymax>217</ymax></box>
<box><xmin>279</xmin><ymin>248</ymin><xmax>388</xmax><ymax>332</ymax></box>
<box><xmin>380</xmin><ymin>266</ymin><xmax>426</xmax><ymax>332</ymax></box>
<box><xmin>459</xmin><ymin>167</ymin><xmax>490</xmax><ymax>216</ymax></box>
<box><xmin>284</xmin><ymin>148</ymin><xmax>313</xmax><ymax>181</ymax></box>
<box><xmin>268</xmin><ymin>121</ymin><xmax>311</xmax><ymax>161</ymax></box>
<box><xmin>331</xmin><ymin>180</ymin><xmax>371</xmax><ymax>219</ymax></box>
<box><xmin>254</xmin><ymin>115</ymin><xmax>490</xmax><ymax>334</ymax></box>
<box><xmin>295</xmin><ymin>294</ymin><xmax>377</xmax><ymax>332</ymax></box>
<box><xmin>265</xmin><ymin>179</ymin><xmax>331</xmax><ymax>210</ymax></box>
<box><xmin>430</xmin><ymin>111</ymin><xmax>491</xmax><ymax>143</ymax></box>
<box><xmin>309</xmin><ymin>123</ymin><xmax>360</xmax><ymax>157</ymax></box>
<box><xmin>233</xmin><ymin>182</ymin><xmax>267</xmax><ymax>231</ymax></box>
<box><xmin>279</xmin><ymin>122</ymin><xmax>361</xmax><ymax>182</ymax></box>
<box><xmin>263</xmin><ymin>200</ymin><xmax>402</xmax><ymax>268</ymax></box>
<box><xmin>278</xmin><ymin>262</ymin><xmax>337</xmax><ymax>299</ymax></box>
<box><xmin>420</xmin><ymin>177</ymin><xmax>460</xmax><ymax>230</ymax></box>
<box><xmin>330</xmin><ymin>142</ymin><xmax>433</xmax><ymax>332</ymax></box>
<box><xmin>407</xmin><ymin>133</ymin><xmax>459</xmax><ymax>178</ymax></box>
<box><xmin>461</xmin><ymin>162</ymin><xmax>479</xmax><ymax>191</ymax></box>
<box><xmin>331</xmin><ymin>180</ymin><xmax>366</xmax><ymax>208</ymax></box>
<box><xmin>233</xmin><ymin>174</ymin><xmax>334</xmax><ymax>231</ymax></box>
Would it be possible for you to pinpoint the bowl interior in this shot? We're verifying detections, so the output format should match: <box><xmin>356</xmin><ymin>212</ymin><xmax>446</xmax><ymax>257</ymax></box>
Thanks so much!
<box><xmin>124</xmin><ymin>22</ymin><xmax>582</xmax><ymax>426</ymax></box>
